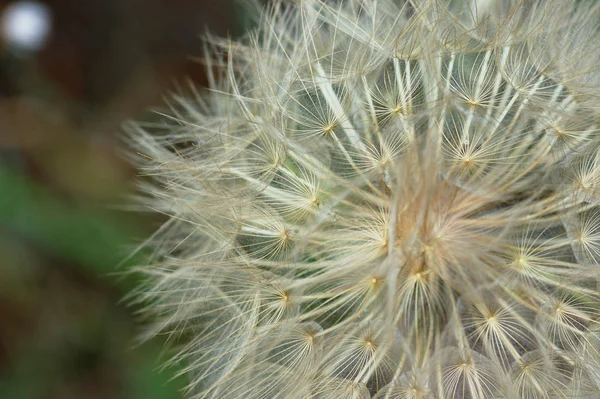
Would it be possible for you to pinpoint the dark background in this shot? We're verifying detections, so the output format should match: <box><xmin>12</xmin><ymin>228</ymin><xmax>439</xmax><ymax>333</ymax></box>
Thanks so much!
<box><xmin>0</xmin><ymin>1</ymin><xmax>247</xmax><ymax>398</ymax></box>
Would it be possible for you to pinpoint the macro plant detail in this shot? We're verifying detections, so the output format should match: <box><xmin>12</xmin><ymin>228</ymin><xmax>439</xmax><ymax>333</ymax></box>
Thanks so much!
<box><xmin>127</xmin><ymin>0</ymin><xmax>600</xmax><ymax>398</ymax></box>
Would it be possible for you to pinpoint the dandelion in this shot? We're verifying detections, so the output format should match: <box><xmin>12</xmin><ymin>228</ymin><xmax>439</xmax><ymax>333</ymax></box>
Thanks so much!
<box><xmin>126</xmin><ymin>0</ymin><xmax>600</xmax><ymax>397</ymax></box>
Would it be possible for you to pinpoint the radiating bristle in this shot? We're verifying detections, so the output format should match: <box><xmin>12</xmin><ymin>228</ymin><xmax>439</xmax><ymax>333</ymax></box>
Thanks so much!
<box><xmin>126</xmin><ymin>1</ymin><xmax>600</xmax><ymax>397</ymax></box>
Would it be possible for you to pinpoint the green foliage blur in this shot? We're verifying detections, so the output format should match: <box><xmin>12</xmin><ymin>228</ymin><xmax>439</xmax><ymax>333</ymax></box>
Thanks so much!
<box><xmin>0</xmin><ymin>1</ymin><xmax>244</xmax><ymax>398</ymax></box>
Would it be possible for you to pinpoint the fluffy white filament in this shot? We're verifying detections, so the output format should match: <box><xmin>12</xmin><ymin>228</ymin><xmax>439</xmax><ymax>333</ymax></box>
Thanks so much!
<box><xmin>126</xmin><ymin>1</ymin><xmax>600</xmax><ymax>398</ymax></box>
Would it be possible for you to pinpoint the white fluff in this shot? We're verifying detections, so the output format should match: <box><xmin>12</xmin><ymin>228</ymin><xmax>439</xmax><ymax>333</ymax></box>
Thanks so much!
<box><xmin>126</xmin><ymin>1</ymin><xmax>600</xmax><ymax>398</ymax></box>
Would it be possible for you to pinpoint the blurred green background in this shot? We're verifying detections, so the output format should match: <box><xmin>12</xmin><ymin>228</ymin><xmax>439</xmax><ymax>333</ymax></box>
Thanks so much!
<box><xmin>0</xmin><ymin>1</ymin><xmax>247</xmax><ymax>398</ymax></box>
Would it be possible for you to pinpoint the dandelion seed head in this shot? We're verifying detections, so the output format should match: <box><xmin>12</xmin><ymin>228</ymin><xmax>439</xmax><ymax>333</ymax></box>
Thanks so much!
<box><xmin>127</xmin><ymin>0</ymin><xmax>600</xmax><ymax>397</ymax></box>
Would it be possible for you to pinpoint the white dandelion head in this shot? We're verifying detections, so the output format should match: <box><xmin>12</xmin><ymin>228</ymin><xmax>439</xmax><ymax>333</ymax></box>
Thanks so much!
<box><xmin>126</xmin><ymin>1</ymin><xmax>600</xmax><ymax>398</ymax></box>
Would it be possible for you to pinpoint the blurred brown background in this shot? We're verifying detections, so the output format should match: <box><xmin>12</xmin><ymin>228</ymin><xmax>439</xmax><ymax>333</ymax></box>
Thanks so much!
<box><xmin>0</xmin><ymin>1</ymin><xmax>245</xmax><ymax>398</ymax></box>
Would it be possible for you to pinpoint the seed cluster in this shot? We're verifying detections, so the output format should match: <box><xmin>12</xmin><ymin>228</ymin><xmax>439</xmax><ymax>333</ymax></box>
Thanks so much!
<box><xmin>127</xmin><ymin>1</ymin><xmax>600</xmax><ymax>398</ymax></box>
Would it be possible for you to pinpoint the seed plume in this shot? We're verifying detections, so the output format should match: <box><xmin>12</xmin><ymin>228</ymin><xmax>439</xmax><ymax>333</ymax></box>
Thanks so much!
<box><xmin>126</xmin><ymin>1</ymin><xmax>600</xmax><ymax>397</ymax></box>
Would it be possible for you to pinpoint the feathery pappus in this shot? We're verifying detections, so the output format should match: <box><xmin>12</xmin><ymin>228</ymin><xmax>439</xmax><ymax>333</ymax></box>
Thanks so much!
<box><xmin>125</xmin><ymin>1</ymin><xmax>600</xmax><ymax>397</ymax></box>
